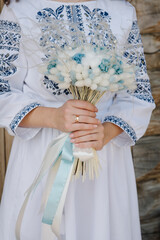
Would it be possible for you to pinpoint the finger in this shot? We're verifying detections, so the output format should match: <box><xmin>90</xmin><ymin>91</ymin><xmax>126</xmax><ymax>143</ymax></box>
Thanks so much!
<box><xmin>74</xmin><ymin>141</ymin><xmax>99</xmax><ymax>149</ymax></box>
<box><xmin>71</xmin><ymin>133</ymin><xmax>99</xmax><ymax>143</ymax></box>
<box><xmin>70</xmin><ymin>128</ymin><xmax>99</xmax><ymax>138</ymax></box>
<box><xmin>71</xmin><ymin>123</ymin><xmax>98</xmax><ymax>132</ymax></box>
<box><xmin>73</xmin><ymin>115</ymin><xmax>100</xmax><ymax>125</ymax></box>
<box><xmin>72</xmin><ymin>108</ymin><xmax>97</xmax><ymax>118</ymax></box>
<box><xmin>71</xmin><ymin>100</ymin><xmax>98</xmax><ymax>112</ymax></box>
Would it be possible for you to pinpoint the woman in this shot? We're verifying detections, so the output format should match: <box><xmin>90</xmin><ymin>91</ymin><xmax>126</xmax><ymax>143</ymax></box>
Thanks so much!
<box><xmin>0</xmin><ymin>0</ymin><xmax>155</xmax><ymax>239</ymax></box>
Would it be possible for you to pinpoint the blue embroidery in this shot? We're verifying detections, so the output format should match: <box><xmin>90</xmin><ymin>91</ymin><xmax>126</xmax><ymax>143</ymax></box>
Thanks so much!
<box><xmin>124</xmin><ymin>21</ymin><xmax>154</xmax><ymax>103</ymax></box>
<box><xmin>37</xmin><ymin>6</ymin><xmax>64</xmax><ymax>22</ymax></box>
<box><xmin>0</xmin><ymin>20</ymin><xmax>21</xmax><ymax>32</ymax></box>
<box><xmin>43</xmin><ymin>76</ymin><xmax>71</xmax><ymax>96</ymax></box>
<box><xmin>104</xmin><ymin>115</ymin><xmax>137</xmax><ymax>143</ymax></box>
<box><xmin>0</xmin><ymin>20</ymin><xmax>21</xmax><ymax>52</ymax></box>
<box><xmin>82</xmin><ymin>5</ymin><xmax>111</xmax><ymax>22</ymax></box>
<box><xmin>10</xmin><ymin>103</ymin><xmax>41</xmax><ymax>134</ymax></box>
<box><xmin>0</xmin><ymin>53</ymin><xmax>18</xmax><ymax>77</ymax></box>
<box><xmin>0</xmin><ymin>78</ymin><xmax>11</xmax><ymax>94</ymax></box>
<box><xmin>82</xmin><ymin>5</ymin><xmax>114</xmax><ymax>48</ymax></box>
<box><xmin>66</xmin><ymin>5</ymin><xmax>84</xmax><ymax>31</ymax></box>
<box><xmin>0</xmin><ymin>20</ymin><xmax>21</xmax><ymax>79</ymax></box>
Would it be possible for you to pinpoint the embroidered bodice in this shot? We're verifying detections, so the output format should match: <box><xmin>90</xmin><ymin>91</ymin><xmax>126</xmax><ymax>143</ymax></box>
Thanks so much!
<box><xmin>0</xmin><ymin>0</ymin><xmax>155</xmax><ymax>144</ymax></box>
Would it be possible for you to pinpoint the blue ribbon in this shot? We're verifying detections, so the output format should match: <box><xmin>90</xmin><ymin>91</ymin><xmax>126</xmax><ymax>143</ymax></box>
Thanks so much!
<box><xmin>42</xmin><ymin>136</ymin><xmax>74</xmax><ymax>225</ymax></box>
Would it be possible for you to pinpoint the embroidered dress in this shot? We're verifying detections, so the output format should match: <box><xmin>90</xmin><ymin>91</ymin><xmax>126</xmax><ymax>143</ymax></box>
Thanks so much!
<box><xmin>0</xmin><ymin>0</ymin><xmax>155</xmax><ymax>239</ymax></box>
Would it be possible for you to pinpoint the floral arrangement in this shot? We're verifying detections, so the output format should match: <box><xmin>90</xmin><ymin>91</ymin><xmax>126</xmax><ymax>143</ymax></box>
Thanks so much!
<box><xmin>42</xmin><ymin>45</ymin><xmax>136</xmax><ymax>93</ymax></box>
<box><xmin>38</xmin><ymin>43</ymin><xmax>137</xmax><ymax>180</ymax></box>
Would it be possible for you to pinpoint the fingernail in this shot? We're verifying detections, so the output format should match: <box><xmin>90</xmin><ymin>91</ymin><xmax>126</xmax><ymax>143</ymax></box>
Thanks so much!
<box><xmin>70</xmin><ymin>134</ymin><xmax>74</xmax><ymax>138</ymax></box>
<box><xmin>94</xmin><ymin>125</ymin><xmax>98</xmax><ymax>128</ymax></box>
<box><xmin>71</xmin><ymin>139</ymin><xmax>75</xmax><ymax>143</ymax></box>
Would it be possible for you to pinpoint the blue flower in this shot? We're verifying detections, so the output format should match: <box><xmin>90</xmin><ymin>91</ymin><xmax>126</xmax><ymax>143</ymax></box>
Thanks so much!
<box><xmin>57</xmin><ymin>73</ymin><xmax>64</xmax><ymax>82</ymax></box>
<box><xmin>98</xmin><ymin>58</ymin><xmax>110</xmax><ymax>72</ymax></box>
<box><xmin>72</xmin><ymin>53</ymin><xmax>85</xmax><ymax>64</ymax></box>
<box><xmin>112</xmin><ymin>58</ymin><xmax>123</xmax><ymax>75</ymax></box>
<box><xmin>47</xmin><ymin>59</ymin><xmax>57</xmax><ymax>72</ymax></box>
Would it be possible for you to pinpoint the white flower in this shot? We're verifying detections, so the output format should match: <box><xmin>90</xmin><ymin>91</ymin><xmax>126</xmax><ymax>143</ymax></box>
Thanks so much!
<box><xmin>82</xmin><ymin>51</ymin><xmax>102</xmax><ymax>69</ymax></box>
<box><xmin>108</xmin><ymin>68</ymin><xmax>115</xmax><ymax>75</ymax></box>
<box><xmin>50</xmin><ymin>68</ymin><xmax>58</xmax><ymax>75</ymax></box>
<box><xmin>76</xmin><ymin>73</ymin><xmax>83</xmax><ymax>80</ymax></box>
<box><xmin>81</xmin><ymin>69</ymin><xmax>88</xmax><ymax>79</ymax></box>
<box><xmin>56</xmin><ymin>64</ymin><xmax>63</xmax><ymax>71</ymax></box>
<box><xmin>99</xmin><ymin>79</ymin><xmax>109</xmax><ymax>87</ymax></box>
<box><xmin>102</xmin><ymin>73</ymin><xmax>110</xmax><ymax>81</ymax></box>
<box><xmin>64</xmin><ymin>77</ymin><xmax>71</xmax><ymax>83</ymax></box>
<box><xmin>94</xmin><ymin>76</ymin><xmax>102</xmax><ymax>84</ymax></box>
<box><xmin>58</xmin><ymin>82</ymin><xmax>70</xmax><ymax>89</ymax></box>
<box><xmin>76</xmin><ymin>64</ymin><xmax>83</xmax><ymax>73</ymax></box>
<box><xmin>93</xmin><ymin>67</ymin><xmax>101</xmax><ymax>76</ymax></box>
<box><xmin>91</xmin><ymin>83</ymin><xmax>98</xmax><ymax>90</ymax></box>
<box><xmin>84</xmin><ymin>78</ymin><xmax>92</xmax><ymax>87</ymax></box>
<box><xmin>48</xmin><ymin>75</ymin><xmax>61</xmax><ymax>83</ymax></box>
<box><xmin>75</xmin><ymin>80</ymin><xmax>85</xmax><ymax>87</ymax></box>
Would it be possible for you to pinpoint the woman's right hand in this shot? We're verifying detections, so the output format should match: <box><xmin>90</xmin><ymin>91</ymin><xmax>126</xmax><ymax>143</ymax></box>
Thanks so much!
<box><xmin>54</xmin><ymin>99</ymin><xmax>100</xmax><ymax>132</ymax></box>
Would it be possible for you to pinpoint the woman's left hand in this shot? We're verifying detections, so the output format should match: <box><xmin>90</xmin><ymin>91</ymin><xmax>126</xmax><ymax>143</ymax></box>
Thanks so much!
<box><xmin>70</xmin><ymin>123</ymin><xmax>105</xmax><ymax>151</ymax></box>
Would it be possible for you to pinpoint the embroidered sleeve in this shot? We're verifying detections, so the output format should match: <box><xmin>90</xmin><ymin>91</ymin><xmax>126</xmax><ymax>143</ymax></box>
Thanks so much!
<box><xmin>124</xmin><ymin>20</ymin><xmax>154</xmax><ymax>103</ymax></box>
<box><xmin>0</xmin><ymin>20</ymin><xmax>21</xmax><ymax>80</ymax></box>
<box><xmin>103</xmin><ymin>7</ymin><xmax>155</xmax><ymax>147</ymax></box>
<box><xmin>0</xmin><ymin>18</ymin><xmax>42</xmax><ymax>139</ymax></box>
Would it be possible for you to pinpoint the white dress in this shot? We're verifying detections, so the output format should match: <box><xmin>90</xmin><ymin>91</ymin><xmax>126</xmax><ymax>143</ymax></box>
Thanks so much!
<box><xmin>0</xmin><ymin>0</ymin><xmax>155</xmax><ymax>239</ymax></box>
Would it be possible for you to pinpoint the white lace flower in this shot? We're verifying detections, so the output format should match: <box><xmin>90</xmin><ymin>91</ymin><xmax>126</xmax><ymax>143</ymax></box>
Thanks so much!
<box><xmin>94</xmin><ymin>76</ymin><xmax>102</xmax><ymax>84</ymax></box>
<box><xmin>91</xmin><ymin>83</ymin><xmax>98</xmax><ymax>90</ymax></box>
<box><xmin>81</xmin><ymin>69</ymin><xmax>88</xmax><ymax>79</ymax></box>
<box><xmin>75</xmin><ymin>80</ymin><xmax>85</xmax><ymax>87</ymax></box>
<box><xmin>76</xmin><ymin>64</ymin><xmax>83</xmax><ymax>73</ymax></box>
<box><xmin>58</xmin><ymin>82</ymin><xmax>70</xmax><ymax>89</ymax></box>
<box><xmin>64</xmin><ymin>77</ymin><xmax>71</xmax><ymax>83</ymax></box>
<box><xmin>50</xmin><ymin>68</ymin><xmax>58</xmax><ymax>75</ymax></box>
<box><xmin>84</xmin><ymin>78</ymin><xmax>92</xmax><ymax>87</ymax></box>
<box><xmin>93</xmin><ymin>67</ymin><xmax>101</xmax><ymax>76</ymax></box>
<box><xmin>99</xmin><ymin>79</ymin><xmax>109</xmax><ymax>87</ymax></box>
<box><xmin>76</xmin><ymin>73</ymin><xmax>83</xmax><ymax>80</ymax></box>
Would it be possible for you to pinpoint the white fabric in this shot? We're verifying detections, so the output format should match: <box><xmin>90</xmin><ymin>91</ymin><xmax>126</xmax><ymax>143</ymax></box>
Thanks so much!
<box><xmin>0</xmin><ymin>0</ymin><xmax>155</xmax><ymax>239</ymax></box>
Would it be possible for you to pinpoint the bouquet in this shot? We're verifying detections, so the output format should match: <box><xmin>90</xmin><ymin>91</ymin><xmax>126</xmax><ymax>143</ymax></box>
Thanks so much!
<box><xmin>16</xmin><ymin>12</ymin><xmax>138</xmax><ymax>239</ymax></box>
<box><xmin>39</xmin><ymin>18</ymin><xmax>136</xmax><ymax>181</ymax></box>
<box><xmin>39</xmin><ymin>43</ymin><xmax>136</xmax><ymax>180</ymax></box>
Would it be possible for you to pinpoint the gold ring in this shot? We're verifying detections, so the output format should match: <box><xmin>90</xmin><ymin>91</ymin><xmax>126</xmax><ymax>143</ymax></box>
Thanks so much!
<box><xmin>75</xmin><ymin>116</ymin><xmax>79</xmax><ymax>123</ymax></box>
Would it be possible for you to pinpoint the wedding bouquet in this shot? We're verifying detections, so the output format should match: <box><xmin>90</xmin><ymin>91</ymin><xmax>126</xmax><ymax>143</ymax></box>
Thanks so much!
<box><xmin>39</xmin><ymin>43</ymin><xmax>136</xmax><ymax>180</ymax></box>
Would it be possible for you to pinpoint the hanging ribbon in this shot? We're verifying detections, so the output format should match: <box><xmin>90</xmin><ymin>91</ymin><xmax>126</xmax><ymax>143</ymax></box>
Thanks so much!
<box><xmin>15</xmin><ymin>133</ymin><xmax>74</xmax><ymax>240</ymax></box>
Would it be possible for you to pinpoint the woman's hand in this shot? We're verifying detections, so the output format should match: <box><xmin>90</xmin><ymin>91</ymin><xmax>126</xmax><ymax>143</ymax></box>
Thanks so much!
<box><xmin>54</xmin><ymin>99</ymin><xmax>100</xmax><ymax>132</ymax></box>
<box><xmin>18</xmin><ymin>100</ymin><xmax>99</xmax><ymax>131</ymax></box>
<box><xmin>70</xmin><ymin>123</ymin><xmax>105</xmax><ymax>150</ymax></box>
<box><xmin>70</xmin><ymin>122</ymin><xmax>123</xmax><ymax>150</ymax></box>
